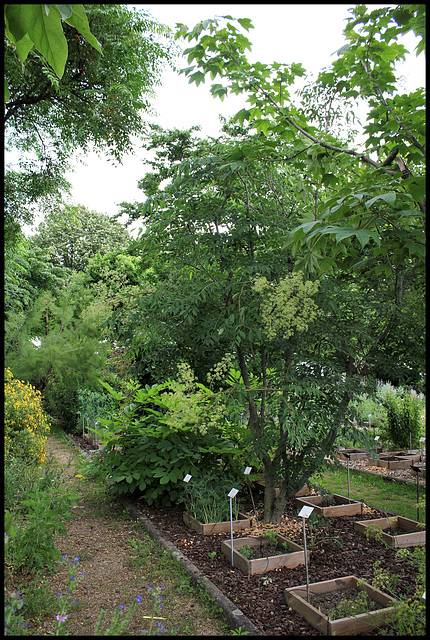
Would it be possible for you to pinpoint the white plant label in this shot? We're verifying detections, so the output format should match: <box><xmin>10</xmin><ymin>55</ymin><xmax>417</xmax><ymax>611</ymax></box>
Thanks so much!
<box><xmin>228</xmin><ymin>488</ymin><xmax>239</xmax><ymax>499</ymax></box>
<box><xmin>374</xmin><ymin>435</ymin><xmax>380</xmax><ymax>441</ymax></box>
<box><xmin>183</xmin><ymin>474</ymin><xmax>192</xmax><ymax>483</ymax></box>
<box><xmin>298</xmin><ymin>505</ymin><xmax>314</xmax><ymax>519</ymax></box>
<box><xmin>419</xmin><ymin>437</ymin><xmax>425</xmax><ymax>443</ymax></box>
<box><xmin>244</xmin><ymin>466</ymin><xmax>252</xmax><ymax>475</ymax></box>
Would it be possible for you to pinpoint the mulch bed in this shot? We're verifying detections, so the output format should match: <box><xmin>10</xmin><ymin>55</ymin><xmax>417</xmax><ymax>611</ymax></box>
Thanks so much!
<box><xmin>71</xmin><ymin>435</ymin><xmax>424</xmax><ymax>636</ymax></box>
<box><xmin>132</xmin><ymin>492</ymin><xmax>420</xmax><ymax>636</ymax></box>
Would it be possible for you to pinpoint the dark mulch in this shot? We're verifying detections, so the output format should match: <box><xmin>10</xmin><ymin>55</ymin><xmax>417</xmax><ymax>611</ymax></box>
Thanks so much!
<box><xmin>132</xmin><ymin>490</ymin><xmax>420</xmax><ymax>636</ymax></box>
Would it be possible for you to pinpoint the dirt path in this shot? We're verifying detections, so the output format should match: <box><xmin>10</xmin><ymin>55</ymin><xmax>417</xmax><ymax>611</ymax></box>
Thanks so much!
<box><xmin>37</xmin><ymin>432</ymin><xmax>229</xmax><ymax>636</ymax></box>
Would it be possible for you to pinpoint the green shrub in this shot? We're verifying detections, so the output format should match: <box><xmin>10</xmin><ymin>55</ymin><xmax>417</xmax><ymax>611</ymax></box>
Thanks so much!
<box><xmin>348</xmin><ymin>392</ymin><xmax>387</xmax><ymax>433</ymax></box>
<box><xmin>372</xmin><ymin>547</ymin><xmax>426</xmax><ymax>636</ymax></box>
<box><xmin>76</xmin><ymin>387</ymin><xmax>116</xmax><ymax>443</ymax></box>
<box><xmin>43</xmin><ymin>379</ymin><xmax>80</xmax><ymax>433</ymax></box>
<box><xmin>4</xmin><ymin>368</ymin><xmax>51</xmax><ymax>463</ymax></box>
<box><xmin>89</xmin><ymin>374</ymin><xmax>243</xmax><ymax>506</ymax></box>
<box><xmin>377</xmin><ymin>384</ymin><xmax>425</xmax><ymax>449</ymax></box>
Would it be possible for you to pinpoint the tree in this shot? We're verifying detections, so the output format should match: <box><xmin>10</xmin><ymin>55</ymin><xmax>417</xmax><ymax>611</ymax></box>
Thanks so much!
<box><xmin>30</xmin><ymin>204</ymin><xmax>132</xmax><ymax>272</ymax></box>
<box><xmin>4</xmin><ymin>3</ymin><xmax>174</xmax><ymax>238</ymax></box>
<box><xmin>175</xmin><ymin>5</ymin><xmax>425</xmax><ymax>276</ymax></box>
<box><xmin>120</xmin><ymin>116</ymin><xmax>425</xmax><ymax>522</ymax></box>
<box><xmin>118</xmin><ymin>125</ymin><xmax>342</xmax><ymax>522</ymax></box>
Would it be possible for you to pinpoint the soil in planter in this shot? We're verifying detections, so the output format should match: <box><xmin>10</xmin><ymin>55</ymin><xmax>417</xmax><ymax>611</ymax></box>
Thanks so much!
<box><xmin>310</xmin><ymin>586</ymin><xmax>385</xmax><ymax>618</ymax></box>
<box><xmin>386</xmin><ymin>526</ymin><xmax>423</xmax><ymax>536</ymax></box>
<box><xmin>242</xmin><ymin>542</ymin><xmax>287</xmax><ymax>560</ymax></box>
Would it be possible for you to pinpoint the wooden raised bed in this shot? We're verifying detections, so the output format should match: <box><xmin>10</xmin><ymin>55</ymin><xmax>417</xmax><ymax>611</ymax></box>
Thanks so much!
<box><xmin>354</xmin><ymin>515</ymin><xmax>426</xmax><ymax>548</ymax></box>
<box><xmin>183</xmin><ymin>511</ymin><xmax>252</xmax><ymax>535</ymax></box>
<box><xmin>221</xmin><ymin>534</ymin><xmax>307</xmax><ymax>575</ymax></box>
<box><xmin>376</xmin><ymin>455</ymin><xmax>419</xmax><ymax>469</ymax></box>
<box><xmin>295</xmin><ymin>493</ymin><xmax>363</xmax><ymax>518</ymax></box>
<box><xmin>285</xmin><ymin>575</ymin><xmax>398</xmax><ymax>635</ymax></box>
<box><xmin>337</xmin><ymin>448</ymin><xmax>368</xmax><ymax>461</ymax></box>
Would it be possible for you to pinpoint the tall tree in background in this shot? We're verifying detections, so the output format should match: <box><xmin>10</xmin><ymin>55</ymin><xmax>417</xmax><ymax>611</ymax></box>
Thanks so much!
<box><xmin>4</xmin><ymin>3</ymin><xmax>175</xmax><ymax>242</ymax></box>
<box><xmin>30</xmin><ymin>204</ymin><xmax>132</xmax><ymax>272</ymax></box>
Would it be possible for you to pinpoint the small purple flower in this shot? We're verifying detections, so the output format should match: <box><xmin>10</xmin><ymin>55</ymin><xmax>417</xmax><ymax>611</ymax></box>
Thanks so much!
<box><xmin>56</xmin><ymin>614</ymin><xmax>67</xmax><ymax>623</ymax></box>
<box><xmin>136</xmin><ymin>595</ymin><xmax>142</xmax><ymax>603</ymax></box>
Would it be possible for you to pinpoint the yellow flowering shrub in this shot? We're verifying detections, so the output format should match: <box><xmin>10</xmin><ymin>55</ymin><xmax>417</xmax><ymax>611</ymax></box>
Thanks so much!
<box><xmin>4</xmin><ymin>368</ymin><xmax>50</xmax><ymax>463</ymax></box>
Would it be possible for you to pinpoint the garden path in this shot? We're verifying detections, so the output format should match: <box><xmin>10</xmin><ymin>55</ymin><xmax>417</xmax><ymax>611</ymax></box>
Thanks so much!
<box><xmin>38</xmin><ymin>433</ymin><xmax>229</xmax><ymax>636</ymax></box>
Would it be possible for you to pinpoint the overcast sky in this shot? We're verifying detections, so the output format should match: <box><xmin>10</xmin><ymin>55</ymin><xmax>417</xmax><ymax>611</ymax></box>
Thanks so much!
<box><xmin>22</xmin><ymin>4</ymin><xmax>426</xmax><ymax>233</ymax></box>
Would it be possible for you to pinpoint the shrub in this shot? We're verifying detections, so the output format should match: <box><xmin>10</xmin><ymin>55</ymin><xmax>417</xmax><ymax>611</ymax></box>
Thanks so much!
<box><xmin>89</xmin><ymin>373</ymin><xmax>244</xmax><ymax>506</ymax></box>
<box><xmin>76</xmin><ymin>387</ymin><xmax>116</xmax><ymax>443</ymax></box>
<box><xmin>43</xmin><ymin>379</ymin><xmax>80</xmax><ymax>433</ymax></box>
<box><xmin>4</xmin><ymin>368</ymin><xmax>50</xmax><ymax>463</ymax></box>
<box><xmin>377</xmin><ymin>384</ymin><xmax>425</xmax><ymax>449</ymax></box>
<box><xmin>4</xmin><ymin>453</ymin><xmax>76</xmax><ymax>576</ymax></box>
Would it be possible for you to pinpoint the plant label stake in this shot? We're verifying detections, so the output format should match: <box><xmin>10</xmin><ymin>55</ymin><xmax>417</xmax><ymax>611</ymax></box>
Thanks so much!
<box><xmin>228</xmin><ymin>488</ymin><xmax>239</xmax><ymax>566</ymax></box>
<box><xmin>419</xmin><ymin>437</ymin><xmax>425</xmax><ymax>464</ymax></box>
<box><xmin>344</xmin><ymin>451</ymin><xmax>351</xmax><ymax>502</ymax></box>
<box><xmin>411</xmin><ymin>464</ymin><xmax>422</xmax><ymax>521</ymax></box>
<box><xmin>373</xmin><ymin>435</ymin><xmax>380</xmax><ymax>460</ymax></box>
<box><xmin>183</xmin><ymin>474</ymin><xmax>192</xmax><ymax>515</ymax></box>
<box><xmin>298</xmin><ymin>505</ymin><xmax>314</xmax><ymax>602</ymax></box>
<box><xmin>244</xmin><ymin>466</ymin><xmax>259</xmax><ymax>526</ymax></box>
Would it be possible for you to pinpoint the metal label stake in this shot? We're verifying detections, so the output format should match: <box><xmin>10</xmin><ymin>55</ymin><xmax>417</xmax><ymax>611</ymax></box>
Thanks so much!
<box><xmin>298</xmin><ymin>505</ymin><xmax>314</xmax><ymax>602</ymax></box>
<box><xmin>244</xmin><ymin>466</ymin><xmax>259</xmax><ymax>525</ymax></box>
<box><xmin>344</xmin><ymin>452</ymin><xmax>351</xmax><ymax>502</ymax></box>
<box><xmin>228</xmin><ymin>488</ymin><xmax>239</xmax><ymax>566</ymax></box>
<box><xmin>419</xmin><ymin>437</ymin><xmax>425</xmax><ymax>464</ymax></box>
<box><xmin>183</xmin><ymin>474</ymin><xmax>192</xmax><ymax>515</ymax></box>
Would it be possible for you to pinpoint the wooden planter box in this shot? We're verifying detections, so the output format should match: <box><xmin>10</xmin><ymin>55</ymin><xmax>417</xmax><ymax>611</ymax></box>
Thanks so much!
<box><xmin>285</xmin><ymin>575</ymin><xmax>398</xmax><ymax>635</ymax></box>
<box><xmin>337</xmin><ymin>448</ymin><xmax>368</xmax><ymax>461</ymax></box>
<box><xmin>354</xmin><ymin>516</ymin><xmax>426</xmax><ymax>548</ymax></box>
<box><xmin>183</xmin><ymin>511</ymin><xmax>252</xmax><ymax>535</ymax></box>
<box><xmin>221</xmin><ymin>534</ymin><xmax>307</xmax><ymax>575</ymax></box>
<box><xmin>295</xmin><ymin>493</ymin><xmax>363</xmax><ymax>518</ymax></box>
<box><xmin>376</xmin><ymin>455</ymin><xmax>418</xmax><ymax>469</ymax></box>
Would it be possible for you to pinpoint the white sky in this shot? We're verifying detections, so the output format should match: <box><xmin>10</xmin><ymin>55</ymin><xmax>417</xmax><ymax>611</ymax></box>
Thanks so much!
<box><xmin>20</xmin><ymin>4</ymin><xmax>426</xmax><ymax>234</ymax></box>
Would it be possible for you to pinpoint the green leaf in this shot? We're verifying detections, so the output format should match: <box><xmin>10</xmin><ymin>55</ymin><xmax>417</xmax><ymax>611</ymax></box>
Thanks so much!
<box><xmin>365</xmin><ymin>192</ymin><xmax>396</xmax><ymax>209</ymax></box>
<box><xmin>5</xmin><ymin>4</ymin><xmax>68</xmax><ymax>77</ymax></box>
<box><xmin>64</xmin><ymin>4</ymin><xmax>102</xmax><ymax>54</ymax></box>
<box><xmin>50</xmin><ymin>5</ymin><xmax>73</xmax><ymax>20</ymax></box>
<box><xmin>4</xmin><ymin>78</ymin><xmax>10</xmax><ymax>103</ymax></box>
<box><xmin>237</xmin><ymin>17</ymin><xmax>253</xmax><ymax>31</ymax></box>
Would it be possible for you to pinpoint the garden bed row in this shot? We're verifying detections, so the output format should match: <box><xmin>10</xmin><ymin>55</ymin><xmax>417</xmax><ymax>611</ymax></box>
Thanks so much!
<box><xmin>129</xmin><ymin>486</ymin><xmax>424</xmax><ymax>636</ymax></box>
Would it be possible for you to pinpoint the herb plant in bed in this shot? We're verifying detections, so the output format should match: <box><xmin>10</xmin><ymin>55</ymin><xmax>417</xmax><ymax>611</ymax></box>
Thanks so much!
<box><xmin>354</xmin><ymin>515</ymin><xmax>426</xmax><ymax>548</ymax></box>
<box><xmin>221</xmin><ymin>529</ymin><xmax>307</xmax><ymax>575</ymax></box>
<box><xmin>183</xmin><ymin>470</ymin><xmax>252</xmax><ymax>535</ymax></box>
<box><xmin>285</xmin><ymin>575</ymin><xmax>398</xmax><ymax>635</ymax></box>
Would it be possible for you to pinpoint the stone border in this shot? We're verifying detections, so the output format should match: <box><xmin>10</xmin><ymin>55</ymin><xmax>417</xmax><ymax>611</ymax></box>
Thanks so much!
<box><xmin>122</xmin><ymin>499</ymin><xmax>262</xmax><ymax>636</ymax></box>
